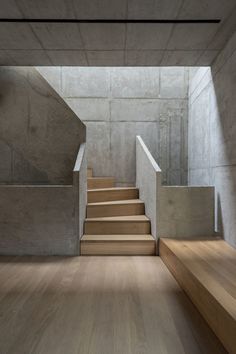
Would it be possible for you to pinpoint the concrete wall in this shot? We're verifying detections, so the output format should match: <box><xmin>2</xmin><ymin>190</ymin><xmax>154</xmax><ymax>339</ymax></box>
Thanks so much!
<box><xmin>136</xmin><ymin>136</ymin><xmax>215</xmax><ymax>242</ymax></box>
<box><xmin>0</xmin><ymin>67</ymin><xmax>87</xmax><ymax>255</ymax></box>
<box><xmin>38</xmin><ymin>67</ymin><xmax>189</xmax><ymax>186</ymax></box>
<box><xmin>0</xmin><ymin>185</ymin><xmax>77</xmax><ymax>255</ymax></box>
<box><xmin>0</xmin><ymin>67</ymin><xmax>86</xmax><ymax>184</ymax></box>
<box><xmin>73</xmin><ymin>143</ymin><xmax>87</xmax><ymax>243</ymax></box>
<box><xmin>158</xmin><ymin>186</ymin><xmax>215</xmax><ymax>238</ymax></box>
<box><xmin>188</xmin><ymin>30</ymin><xmax>236</xmax><ymax>248</ymax></box>
<box><xmin>136</xmin><ymin>136</ymin><xmax>161</xmax><ymax>240</ymax></box>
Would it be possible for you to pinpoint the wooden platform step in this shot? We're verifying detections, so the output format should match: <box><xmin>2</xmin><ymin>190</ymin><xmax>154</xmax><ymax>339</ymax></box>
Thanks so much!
<box><xmin>159</xmin><ymin>238</ymin><xmax>236</xmax><ymax>354</ymax></box>
<box><xmin>81</xmin><ymin>234</ymin><xmax>156</xmax><ymax>255</ymax></box>
<box><xmin>87</xmin><ymin>177</ymin><xmax>115</xmax><ymax>189</ymax></box>
<box><xmin>87</xmin><ymin>199</ymin><xmax>145</xmax><ymax>218</ymax></box>
<box><xmin>84</xmin><ymin>215</ymin><xmax>150</xmax><ymax>235</ymax></box>
<box><xmin>88</xmin><ymin>187</ymin><xmax>139</xmax><ymax>203</ymax></box>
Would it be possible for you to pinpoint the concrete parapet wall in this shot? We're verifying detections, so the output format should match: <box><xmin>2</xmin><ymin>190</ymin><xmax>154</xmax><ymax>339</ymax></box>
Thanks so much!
<box><xmin>136</xmin><ymin>136</ymin><xmax>161</xmax><ymax>239</ymax></box>
<box><xmin>0</xmin><ymin>66</ymin><xmax>86</xmax><ymax>185</ymax></box>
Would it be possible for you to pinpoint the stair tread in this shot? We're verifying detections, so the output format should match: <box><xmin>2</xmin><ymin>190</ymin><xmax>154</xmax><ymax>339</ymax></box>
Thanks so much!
<box><xmin>85</xmin><ymin>215</ymin><xmax>149</xmax><ymax>222</ymax></box>
<box><xmin>88</xmin><ymin>199</ymin><xmax>143</xmax><ymax>206</ymax></box>
<box><xmin>87</xmin><ymin>177</ymin><xmax>114</xmax><ymax>180</ymax></box>
<box><xmin>88</xmin><ymin>187</ymin><xmax>137</xmax><ymax>192</ymax></box>
<box><xmin>82</xmin><ymin>234</ymin><xmax>155</xmax><ymax>242</ymax></box>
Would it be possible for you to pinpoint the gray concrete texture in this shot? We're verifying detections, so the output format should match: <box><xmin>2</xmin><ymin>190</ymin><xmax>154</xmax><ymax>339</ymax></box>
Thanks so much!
<box><xmin>188</xmin><ymin>29</ymin><xmax>236</xmax><ymax>248</ymax></box>
<box><xmin>0</xmin><ymin>1</ymin><xmax>236</xmax><ymax>65</ymax></box>
<box><xmin>0</xmin><ymin>67</ymin><xmax>86</xmax><ymax>184</ymax></box>
<box><xmin>136</xmin><ymin>136</ymin><xmax>162</xmax><ymax>240</ymax></box>
<box><xmin>158</xmin><ymin>186</ymin><xmax>215</xmax><ymax>238</ymax></box>
<box><xmin>39</xmin><ymin>66</ymin><xmax>189</xmax><ymax>186</ymax></box>
<box><xmin>0</xmin><ymin>67</ymin><xmax>87</xmax><ymax>255</ymax></box>
<box><xmin>136</xmin><ymin>136</ymin><xmax>215</xmax><ymax>241</ymax></box>
<box><xmin>0</xmin><ymin>184</ymin><xmax>79</xmax><ymax>255</ymax></box>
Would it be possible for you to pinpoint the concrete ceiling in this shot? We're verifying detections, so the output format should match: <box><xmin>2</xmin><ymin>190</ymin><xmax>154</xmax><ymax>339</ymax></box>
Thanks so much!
<box><xmin>0</xmin><ymin>0</ymin><xmax>236</xmax><ymax>66</ymax></box>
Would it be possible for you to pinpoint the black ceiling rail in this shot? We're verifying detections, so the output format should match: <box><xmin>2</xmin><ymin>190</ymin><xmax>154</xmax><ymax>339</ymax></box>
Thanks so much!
<box><xmin>0</xmin><ymin>18</ymin><xmax>221</xmax><ymax>24</ymax></box>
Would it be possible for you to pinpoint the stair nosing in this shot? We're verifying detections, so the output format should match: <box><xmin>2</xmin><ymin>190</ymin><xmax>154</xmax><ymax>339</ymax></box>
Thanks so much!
<box><xmin>81</xmin><ymin>234</ymin><xmax>155</xmax><ymax>242</ymax></box>
<box><xmin>87</xmin><ymin>199</ymin><xmax>144</xmax><ymax>206</ymax></box>
<box><xmin>85</xmin><ymin>215</ymin><xmax>149</xmax><ymax>222</ymax></box>
<box><xmin>87</xmin><ymin>187</ymin><xmax>137</xmax><ymax>192</ymax></box>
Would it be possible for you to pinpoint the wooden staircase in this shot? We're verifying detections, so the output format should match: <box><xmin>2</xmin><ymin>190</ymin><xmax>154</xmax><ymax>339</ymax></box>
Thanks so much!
<box><xmin>81</xmin><ymin>168</ymin><xmax>156</xmax><ymax>255</ymax></box>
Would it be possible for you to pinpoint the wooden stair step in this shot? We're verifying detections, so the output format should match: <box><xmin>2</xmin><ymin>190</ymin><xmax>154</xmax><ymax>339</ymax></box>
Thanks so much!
<box><xmin>159</xmin><ymin>238</ymin><xmax>236</xmax><ymax>354</ymax></box>
<box><xmin>88</xmin><ymin>187</ymin><xmax>139</xmax><ymax>203</ymax></box>
<box><xmin>87</xmin><ymin>177</ymin><xmax>115</xmax><ymax>189</ymax></box>
<box><xmin>81</xmin><ymin>234</ymin><xmax>156</xmax><ymax>255</ymax></box>
<box><xmin>87</xmin><ymin>199</ymin><xmax>145</xmax><ymax>217</ymax></box>
<box><xmin>84</xmin><ymin>215</ymin><xmax>150</xmax><ymax>235</ymax></box>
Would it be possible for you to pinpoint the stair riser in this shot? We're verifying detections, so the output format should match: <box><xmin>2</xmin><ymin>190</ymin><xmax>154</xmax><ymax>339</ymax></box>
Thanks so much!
<box><xmin>84</xmin><ymin>221</ymin><xmax>151</xmax><ymax>235</ymax></box>
<box><xmin>87</xmin><ymin>178</ymin><xmax>115</xmax><ymax>189</ymax></box>
<box><xmin>81</xmin><ymin>241</ymin><xmax>156</xmax><ymax>255</ymax></box>
<box><xmin>88</xmin><ymin>189</ymin><xmax>139</xmax><ymax>203</ymax></box>
<box><xmin>87</xmin><ymin>203</ymin><xmax>145</xmax><ymax>218</ymax></box>
<box><xmin>87</xmin><ymin>168</ymin><xmax>93</xmax><ymax>178</ymax></box>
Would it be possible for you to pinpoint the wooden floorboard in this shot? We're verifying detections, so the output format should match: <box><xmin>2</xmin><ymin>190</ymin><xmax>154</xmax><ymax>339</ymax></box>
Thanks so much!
<box><xmin>0</xmin><ymin>256</ymin><xmax>227</xmax><ymax>354</ymax></box>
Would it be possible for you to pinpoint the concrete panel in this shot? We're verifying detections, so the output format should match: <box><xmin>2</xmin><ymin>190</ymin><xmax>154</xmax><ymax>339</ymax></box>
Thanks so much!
<box><xmin>159</xmin><ymin>99</ymin><xmax>188</xmax><ymax>185</ymax></box>
<box><xmin>179</xmin><ymin>0</ymin><xmax>236</xmax><ymax>20</ymax></box>
<box><xmin>36</xmin><ymin>67</ymin><xmax>61</xmax><ymax>94</ymax></box>
<box><xmin>128</xmin><ymin>0</ymin><xmax>182</xmax><ymax>19</ymax></box>
<box><xmin>158</xmin><ymin>186</ymin><xmax>215</xmax><ymax>238</ymax></box>
<box><xmin>188</xmin><ymin>168</ymin><xmax>212</xmax><ymax>186</ymax></box>
<box><xmin>161</xmin><ymin>51</ymin><xmax>201</xmax><ymax>66</ymax></box>
<box><xmin>0</xmin><ymin>67</ymin><xmax>85</xmax><ymax>184</ymax></box>
<box><xmin>160</xmin><ymin>67</ymin><xmax>188</xmax><ymax>99</ymax></box>
<box><xmin>73</xmin><ymin>0</ymin><xmax>127</xmax><ymax>19</ymax></box>
<box><xmin>46</xmin><ymin>50</ymin><xmax>87</xmax><ymax>66</ymax></box>
<box><xmin>212</xmin><ymin>30</ymin><xmax>236</xmax><ymax>76</ymax></box>
<box><xmin>85</xmin><ymin>121</ymin><xmax>111</xmax><ymax>177</ymax></box>
<box><xmin>167</xmin><ymin>24</ymin><xmax>219</xmax><ymax>50</ymax></box>
<box><xmin>16</xmin><ymin>0</ymin><xmax>75</xmax><ymax>19</ymax></box>
<box><xmin>196</xmin><ymin>50</ymin><xmax>219</xmax><ymax>66</ymax></box>
<box><xmin>125</xmin><ymin>50</ymin><xmax>164</xmax><ymax>65</ymax></box>
<box><xmin>110</xmin><ymin>67</ymin><xmax>160</xmax><ymax>98</ymax></box>
<box><xmin>111</xmin><ymin>99</ymin><xmax>159</xmax><ymax>122</ymax></box>
<box><xmin>87</xmin><ymin>51</ymin><xmax>124</xmax><ymax>66</ymax></box>
<box><xmin>0</xmin><ymin>51</ymin><xmax>15</xmax><ymax>66</ymax></box>
<box><xmin>62</xmin><ymin>67</ymin><xmax>110</xmax><ymax>97</ymax></box>
<box><xmin>6</xmin><ymin>50</ymin><xmax>51</xmax><ymax>66</ymax></box>
<box><xmin>0</xmin><ymin>23</ymin><xmax>41</xmax><ymax>50</ymax></box>
<box><xmin>188</xmin><ymin>94</ymin><xmax>210</xmax><ymax>169</ymax></box>
<box><xmin>0</xmin><ymin>140</ymin><xmax>12</xmax><ymax>182</ymax></box>
<box><xmin>212</xmin><ymin>166</ymin><xmax>236</xmax><ymax>248</ymax></box>
<box><xmin>110</xmin><ymin>122</ymin><xmax>158</xmax><ymax>184</ymax></box>
<box><xmin>80</xmin><ymin>24</ymin><xmax>125</xmax><ymax>50</ymax></box>
<box><xmin>0</xmin><ymin>0</ymin><xmax>23</xmax><ymax>17</ymax></box>
<box><xmin>170</xmin><ymin>114</ymin><xmax>182</xmax><ymax>171</ymax></box>
<box><xmin>0</xmin><ymin>185</ymin><xmax>77</xmax><ymax>255</ymax></box>
<box><xmin>126</xmin><ymin>24</ymin><xmax>172</xmax><ymax>50</ymax></box>
<box><xmin>189</xmin><ymin>67</ymin><xmax>210</xmax><ymax>97</ymax></box>
<box><xmin>65</xmin><ymin>98</ymin><xmax>110</xmax><ymax>122</ymax></box>
<box><xmin>12</xmin><ymin>150</ymin><xmax>48</xmax><ymax>183</ymax></box>
<box><xmin>32</xmin><ymin>23</ymin><xmax>84</xmax><ymax>50</ymax></box>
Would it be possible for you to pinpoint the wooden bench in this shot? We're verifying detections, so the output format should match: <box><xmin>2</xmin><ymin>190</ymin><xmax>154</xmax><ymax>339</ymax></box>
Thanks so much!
<box><xmin>160</xmin><ymin>238</ymin><xmax>236</xmax><ymax>354</ymax></box>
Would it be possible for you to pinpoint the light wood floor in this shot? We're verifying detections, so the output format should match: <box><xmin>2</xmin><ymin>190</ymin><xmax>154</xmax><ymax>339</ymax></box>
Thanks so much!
<box><xmin>0</xmin><ymin>256</ymin><xmax>227</xmax><ymax>354</ymax></box>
